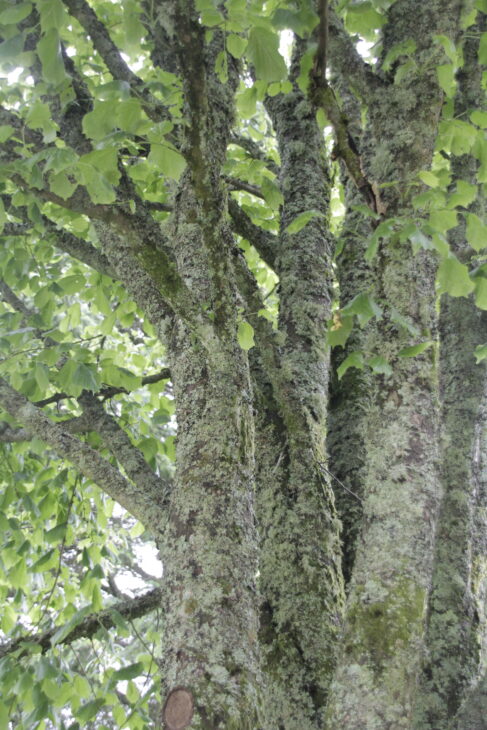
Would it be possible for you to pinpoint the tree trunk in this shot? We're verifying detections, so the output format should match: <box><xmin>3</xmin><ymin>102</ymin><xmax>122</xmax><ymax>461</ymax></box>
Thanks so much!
<box><xmin>325</xmin><ymin>3</ymin><xmax>463</xmax><ymax>726</ymax></box>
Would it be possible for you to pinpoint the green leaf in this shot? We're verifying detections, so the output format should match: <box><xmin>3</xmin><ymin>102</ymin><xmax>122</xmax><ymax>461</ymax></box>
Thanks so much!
<box><xmin>447</xmin><ymin>180</ymin><xmax>477</xmax><ymax>209</ymax></box>
<box><xmin>398</xmin><ymin>341</ymin><xmax>434</xmax><ymax>357</ymax></box>
<box><xmin>437</xmin><ymin>256</ymin><xmax>474</xmax><ymax>297</ymax></box>
<box><xmin>76</xmin><ymin>698</ymin><xmax>105</xmax><ymax>723</ymax></box>
<box><xmin>367</xmin><ymin>355</ymin><xmax>393</xmax><ymax>376</ymax></box>
<box><xmin>341</xmin><ymin>292</ymin><xmax>382</xmax><ymax>327</ymax></box>
<box><xmin>237</xmin><ymin>320</ymin><xmax>255</xmax><ymax>350</ymax></box>
<box><xmin>261</xmin><ymin>178</ymin><xmax>283</xmax><ymax>210</ymax></box>
<box><xmin>0</xmin><ymin>125</ymin><xmax>14</xmax><ymax>143</ymax></box>
<box><xmin>59</xmin><ymin>274</ymin><xmax>85</xmax><ymax>294</ymax></box>
<box><xmin>428</xmin><ymin>208</ymin><xmax>457</xmax><ymax>233</ymax></box>
<box><xmin>25</xmin><ymin>100</ymin><xmax>57</xmax><ymax>141</ymax></box>
<box><xmin>37</xmin><ymin>29</ymin><xmax>66</xmax><ymax>85</ymax></box>
<box><xmin>466</xmin><ymin>213</ymin><xmax>487</xmax><ymax>251</ymax></box>
<box><xmin>474</xmin><ymin>343</ymin><xmax>487</xmax><ymax>363</ymax></box>
<box><xmin>434</xmin><ymin>34</ymin><xmax>458</xmax><ymax>64</ymax></box>
<box><xmin>437</xmin><ymin>64</ymin><xmax>456</xmax><ymax>97</ymax></box>
<box><xmin>49</xmin><ymin>171</ymin><xmax>77</xmax><ymax>200</ymax></box>
<box><xmin>408</xmin><ymin>228</ymin><xmax>433</xmax><ymax>255</ymax></box>
<box><xmin>111</xmin><ymin>662</ymin><xmax>144</xmax><ymax>682</ymax></box>
<box><xmin>73</xmin><ymin>362</ymin><xmax>100</xmax><ymax>393</ymax></box>
<box><xmin>45</xmin><ymin>522</ymin><xmax>67</xmax><ymax>544</ymax></box>
<box><xmin>247</xmin><ymin>27</ymin><xmax>287</xmax><ymax>82</ymax></box>
<box><xmin>81</xmin><ymin>147</ymin><xmax>118</xmax><ymax>179</ymax></box>
<box><xmin>9</xmin><ymin>559</ymin><xmax>27</xmax><ymax>589</ymax></box>
<box><xmin>326</xmin><ymin>314</ymin><xmax>353</xmax><ymax>348</ymax></box>
<box><xmin>419</xmin><ymin>171</ymin><xmax>441</xmax><ymax>188</ymax></box>
<box><xmin>227</xmin><ymin>34</ymin><xmax>247</xmax><ymax>59</ymax></box>
<box><xmin>148</xmin><ymin>144</ymin><xmax>186</xmax><ymax>180</ymax></box>
<box><xmin>36</xmin><ymin>0</ymin><xmax>66</xmax><ymax>31</ymax></box>
<box><xmin>77</xmin><ymin>163</ymin><xmax>116</xmax><ymax>204</ymax></box>
<box><xmin>236</xmin><ymin>86</ymin><xmax>258</xmax><ymax>117</ymax></box>
<box><xmin>82</xmin><ymin>102</ymin><xmax>115</xmax><ymax>141</ymax></box>
<box><xmin>365</xmin><ymin>219</ymin><xmax>396</xmax><ymax>261</ymax></box>
<box><xmin>382</xmin><ymin>39</ymin><xmax>417</xmax><ymax>72</ymax></box>
<box><xmin>285</xmin><ymin>209</ymin><xmax>324</xmax><ymax>234</ymax></box>
<box><xmin>345</xmin><ymin>2</ymin><xmax>386</xmax><ymax>41</ymax></box>
<box><xmin>470</xmin><ymin>110</ymin><xmax>487</xmax><ymax>128</ymax></box>
<box><xmin>272</xmin><ymin>6</ymin><xmax>319</xmax><ymax>37</ymax></box>
<box><xmin>0</xmin><ymin>3</ymin><xmax>32</xmax><ymax>24</ymax></box>
<box><xmin>115</xmin><ymin>99</ymin><xmax>142</xmax><ymax>133</ymax></box>
<box><xmin>34</xmin><ymin>363</ymin><xmax>50</xmax><ymax>391</ymax></box>
<box><xmin>337</xmin><ymin>351</ymin><xmax>364</xmax><ymax>380</ymax></box>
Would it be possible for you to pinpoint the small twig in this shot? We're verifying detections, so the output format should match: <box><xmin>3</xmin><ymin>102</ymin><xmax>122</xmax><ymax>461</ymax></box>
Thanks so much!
<box><xmin>318</xmin><ymin>461</ymin><xmax>363</xmax><ymax>504</ymax></box>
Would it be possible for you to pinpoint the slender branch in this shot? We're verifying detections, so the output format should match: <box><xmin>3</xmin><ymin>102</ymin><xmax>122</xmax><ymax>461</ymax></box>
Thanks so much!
<box><xmin>33</xmin><ymin>368</ymin><xmax>171</xmax><ymax>408</ymax></box>
<box><xmin>0</xmin><ymin>377</ymin><xmax>164</xmax><ymax>530</ymax></box>
<box><xmin>0</xmin><ymin>415</ymin><xmax>92</xmax><ymax>441</ymax></box>
<box><xmin>78</xmin><ymin>392</ymin><xmax>172</xmax><ymax>502</ymax></box>
<box><xmin>229</xmin><ymin>134</ymin><xmax>280</xmax><ymax>176</ymax></box>
<box><xmin>62</xmin><ymin>0</ymin><xmax>170</xmax><ymax>123</ymax></box>
<box><xmin>308</xmin><ymin>9</ymin><xmax>382</xmax><ymax>216</ymax></box>
<box><xmin>314</xmin><ymin>0</ymin><xmax>329</xmax><ymax>83</ymax></box>
<box><xmin>0</xmin><ymin>587</ymin><xmax>162</xmax><ymax>659</ymax></box>
<box><xmin>223</xmin><ymin>176</ymin><xmax>265</xmax><ymax>200</ymax></box>
<box><xmin>0</xmin><ymin>204</ymin><xmax>116</xmax><ymax>279</ymax></box>
<box><xmin>228</xmin><ymin>198</ymin><xmax>277</xmax><ymax>270</ymax></box>
<box><xmin>5</xmin><ymin>172</ymin><xmax>204</xmax><ymax>334</ymax></box>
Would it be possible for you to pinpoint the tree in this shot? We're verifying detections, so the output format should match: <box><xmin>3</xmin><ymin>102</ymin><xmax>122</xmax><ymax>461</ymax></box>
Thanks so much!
<box><xmin>0</xmin><ymin>0</ymin><xmax>486</xmax><ymax>727</ymax></box>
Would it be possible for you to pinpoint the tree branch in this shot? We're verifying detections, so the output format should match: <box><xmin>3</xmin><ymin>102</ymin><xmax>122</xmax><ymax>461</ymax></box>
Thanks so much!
<box><xmin>328</xmin><ymin>8</ymin><xmax>381</xmax><ymax>98</ymax></box>
<box><xmin>1</xmin><ymin>204</ymin><xmax>117</xmax><ymax>279</ymax></box>
<box><xmin>33</xmin><ymin>368</ymin><xmax>171</xmax><ymax>408</ymax></box>
<box><xmin>0</xmin><ymin>587</ymin><xmax>162</xmax><ymax>659</ymax></box>
<box><xmin>62</xmin><ymin>0</ymin><xmax>169</xmax><ymax>123</ymax></box>
<box><xmin>0</xmin><ymin>378</ymin><xmax>165</xmax><ymax>530</ymax></box>
<box><xmin>224</xmin><ymin>176</ymin><xmax>265</xmax><ymax>200</ymax></box>
<box><xmin>229</xmin><ymin>134</ymin><xmax>280</xmax><ymax>176</ymax></box>
<box><xmin>78</xmin><ymin>392</ymin><xmax>172</xmax><ymax>502</ymax></box>
<box><xmin>228</xmin><ymin>198</ymin><xmax>277</xmax><ymax>270</ymax></box>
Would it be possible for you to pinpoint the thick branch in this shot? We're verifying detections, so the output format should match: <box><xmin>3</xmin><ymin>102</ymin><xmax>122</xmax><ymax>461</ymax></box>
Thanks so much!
<box><xmin>328</xmin><ymin>8</ymin><xmax>381</xmax><ymax>98</ymax></box>
<box><xmin>0</xmin><ymin>587</ymin><xmax>162</xmax><ymax>659</ymax></box>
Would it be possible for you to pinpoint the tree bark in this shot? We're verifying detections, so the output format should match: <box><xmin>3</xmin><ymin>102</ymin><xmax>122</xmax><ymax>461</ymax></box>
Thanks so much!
<box><xmin>325</xmin><ymin>3</ymin><xmax>463</xmax><ymax>726</ymax></box>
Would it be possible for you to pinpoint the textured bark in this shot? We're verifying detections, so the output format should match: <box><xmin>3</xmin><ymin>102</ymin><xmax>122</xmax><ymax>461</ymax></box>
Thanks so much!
<box><xmin>254</xmin><ymin>53</ymin><xmax>344</xmax><ymax>728</ymax></box>
<box><xmin>325</xmin><ymin>2</ymin><xmax>463</xmax><ymax>726</ymax></box>
<box><xmin>327</xmin><ymin>201</ymin><xmax>373</xmax><ymax>585</ymax></box>
<box><xmin>0</xmin><ymin>378</ymin><xmax>162</xmax><ymax>531</ymax></box>
<box><xmin>414</xmin><ymin>22</ymin><xmax>487</xmax><ymax>727</ymax></box>
<box><xmin>157</xmin><ymin>6</ymin><xmax>262</xmax><ymax>726</ymax></box>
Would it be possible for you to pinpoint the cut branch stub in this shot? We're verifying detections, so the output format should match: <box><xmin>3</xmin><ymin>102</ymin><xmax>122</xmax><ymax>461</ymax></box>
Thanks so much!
<box><xmin>163</xmin><ymin>687</ymin><xmax>194</xmax><ymax>730</ymax></box>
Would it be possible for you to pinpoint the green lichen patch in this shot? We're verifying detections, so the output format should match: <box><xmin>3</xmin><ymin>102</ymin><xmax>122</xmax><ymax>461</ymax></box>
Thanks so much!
<box><xmin>344</xmin><ymin>579</ymin><xmax>426</xmax><ymax>675</ymax></box>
